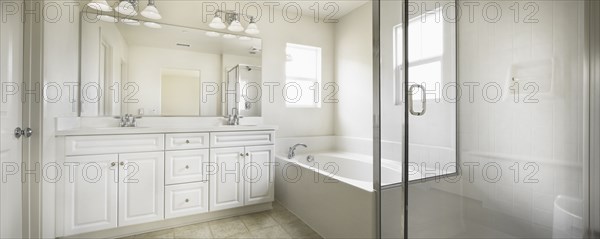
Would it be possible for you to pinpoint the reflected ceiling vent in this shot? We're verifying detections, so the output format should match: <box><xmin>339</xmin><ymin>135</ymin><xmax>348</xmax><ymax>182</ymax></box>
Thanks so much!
<box><xmin>176</xmin><ymin>43</ymin><xmax>190</xmax><ymax>47</ymax></box>
<box><xmin>249</xmin><ymin>47</ymin><xmax>261</xmax><ymax>55</ymax></box>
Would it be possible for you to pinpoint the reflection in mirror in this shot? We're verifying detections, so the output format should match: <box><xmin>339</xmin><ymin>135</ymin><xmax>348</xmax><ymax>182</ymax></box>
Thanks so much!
<box><xmin>160</xmin><ymin>69</ymin><xmax>201</xmax><ymax>116</ymax></box>
<box><xmin>79</xmin><ymin>11</ymin><xmax>262</xmax><ymax>117</ymax></box>
<box><xmin>225</xmin><ymin>64</ymin><xmax>262</xmax><ymax>117</ymax></box>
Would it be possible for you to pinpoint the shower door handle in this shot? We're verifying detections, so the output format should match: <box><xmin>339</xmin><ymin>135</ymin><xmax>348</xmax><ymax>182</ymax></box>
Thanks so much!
<box><xmin>408</xmin><ymin>84</ymin><xmax>426</xmax><ymax>116</ymax></box>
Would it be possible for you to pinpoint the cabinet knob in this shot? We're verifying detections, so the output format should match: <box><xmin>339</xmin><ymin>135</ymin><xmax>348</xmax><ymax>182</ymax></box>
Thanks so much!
<box><xmin>185</xmin><ymin>199</ymin><xmax>189</xmax><ymax>203</ymax></box>
<box><xmin>111</xmin><ymin>162</ymin><xmax>116</xmax><ymax>167</ymax></box>
<box><xmin>185</xmin><ymin>140</ymin><xmax>190</xmax><ymax>144</ymax></box>
<box><xmin>240</xmin><ymin>153</ymin><xmax>244</xmax><ymax>157</ymax></box>
<box><xmin>120</xmin><ymin>162</ymin><xmax>124</xmax><ymax>166</ymax></box>
<box><xmin>246</xmin><ymin>153</ymin><xmax>249</xmax><ymax>156</ymax></box>
<box><xmin>185</xmin><ymin>165</ymin><xmax>189</xmax><ymax>169</ymax></box>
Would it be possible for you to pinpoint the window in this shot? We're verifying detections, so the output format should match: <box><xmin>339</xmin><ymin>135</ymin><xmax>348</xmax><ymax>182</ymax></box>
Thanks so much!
<box><xmin>395</xmin><ymin>8</ymin><xmax>444</xmax><ymax>101</ymax></box>
<box><xmin>285</xmin><ymin>43</ymin><xmax>322</xmax><ymax>108</ymax></box>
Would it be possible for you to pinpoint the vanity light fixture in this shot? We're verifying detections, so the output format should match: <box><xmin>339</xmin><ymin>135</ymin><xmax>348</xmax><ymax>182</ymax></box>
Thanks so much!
<box><xmin>116</xmin><ymin>0</ymin><xmax>137</xmax><ymax>16</ymax></box>
<box><xmin>209</xmin><ymin>10</ymin><xmax>260</xmax><ymax>35</ymax></box>
<box><xmin>114</xmin><ymin>0</ymin><xmax>162</xmax><ymax>19</ymax></box>
<box><xmin>209</xmin><ymin>12</ymin><xmax>226</xmax><ymax>29</ymax></box>
<box><xmin>141</xmin><ymin>0</ymin><xmax>162</xmax><ymax>19</ymax></box>
<box><xmin>87</xmin><ymin>0</ymin><xmax>112</xmax><ymax>12</ymax></box>
<box><xmin>244</xmin><ymin>17</ymin><xmax>259</xmax><ymax>35</ymax></box>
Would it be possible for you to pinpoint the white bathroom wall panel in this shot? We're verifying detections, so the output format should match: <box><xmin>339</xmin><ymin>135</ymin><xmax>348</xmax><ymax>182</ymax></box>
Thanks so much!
<box><xmin>333</xmin><ymin>3</ymin><xmax>373</xmax><ymax>139</ymax></box>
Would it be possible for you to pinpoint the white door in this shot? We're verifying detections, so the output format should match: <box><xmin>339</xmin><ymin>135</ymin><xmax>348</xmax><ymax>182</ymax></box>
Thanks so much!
<box><xmin>244</xmin><ymin>146</ymin><xmax>274</xmax><ymax>205</ymax></box>
<box><xmin>210</xmin><ymin>147</ymin><xmax>244</xmax><ymax>211</ymax></box>
<box><xmin>63</xmin><ymin>155</ymin><xmax>118</xmax><ymax>236</ymax></box>
<box><xmin>0</xmin><ymin>3</ymin><xmax>23</xmax><ymax>237</ymax></box>
<box><xmin>118</xmin><ymin>152</ymin><xmax>164</xmax><ymax>226</ymax></box>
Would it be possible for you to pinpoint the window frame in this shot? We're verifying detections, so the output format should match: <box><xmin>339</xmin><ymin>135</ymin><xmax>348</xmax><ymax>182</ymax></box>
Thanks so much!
<box><xmin>285</xmin><ymin>43</ymin><xmax>323</xmax><ymax>108</ymax></box>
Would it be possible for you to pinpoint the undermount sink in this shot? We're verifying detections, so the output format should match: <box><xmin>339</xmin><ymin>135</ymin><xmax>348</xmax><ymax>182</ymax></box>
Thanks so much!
<box><xmin>219</xmin><ymin>125</ymin><xmax>258</xmax><ymax>127</ymax></box>
<box><xmin>90</xmin><ymin>126</ymin><xmax>149</xmax><ymax>130</ymax></box>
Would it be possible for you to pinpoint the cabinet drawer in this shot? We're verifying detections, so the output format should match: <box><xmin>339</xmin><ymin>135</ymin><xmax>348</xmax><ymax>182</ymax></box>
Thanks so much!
<box><xmin>165</xmin><ymin>149</ymin><xmax>209</xmax><ymax>185</ymax></box>
<box><xmin>165</xmin><ymin>133</ymin><xmax>209</xmax><ymax>150</ymax></box>
<box><xmin>165</xmin><ymin>182</ymin><xmax>208</xmax><ymax>219</ymax></box>
<box><xmin>65</xmin><ymin>134</ymin><xmax>164</xmax><ymax>156</ymax></box>
<box><xmin>210</xmin><ymin>131</ymin><xmax>274</xmax><ymax>148</ymax></box>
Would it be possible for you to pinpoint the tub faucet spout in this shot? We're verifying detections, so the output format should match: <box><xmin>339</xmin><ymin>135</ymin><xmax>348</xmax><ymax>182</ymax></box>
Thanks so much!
<box><xmin>288</xmin><ymin>143</ymin><xmax>307</xmax><ymax>159</ymax></box>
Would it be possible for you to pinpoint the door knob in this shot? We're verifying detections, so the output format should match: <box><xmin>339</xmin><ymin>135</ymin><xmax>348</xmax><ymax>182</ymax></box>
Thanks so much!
<box><xmin>14</xmin><ymin>127</ymin><xmax>23</xmax><ymax>138</ymax></box>
<box><xmin>14</xmin><ymin>127</ymin><xmax>33</xmax><ymax>138</ymax></box>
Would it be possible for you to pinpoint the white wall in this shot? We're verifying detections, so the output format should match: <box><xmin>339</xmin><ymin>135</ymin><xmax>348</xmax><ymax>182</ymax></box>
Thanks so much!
<box><xmin>333</xmin><ymin>3</ymin><xmax>373</xmax><ymax>139</ymax></box>
<box><xmin>125</xmin><ymin>46</ymin><xmax>221</xmax><ymax>116</ymax></box>
<box><xmin>41</xmin><ymin>2</ymin><xmax>81</xmax><ymax>237</ymax></box>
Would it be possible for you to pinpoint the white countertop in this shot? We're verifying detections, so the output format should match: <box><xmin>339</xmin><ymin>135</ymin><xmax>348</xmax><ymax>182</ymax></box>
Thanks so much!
<box><xmin>56</xmin><ymin>125</ymin><xmax>278</xmax><ymax>136</ymax></box>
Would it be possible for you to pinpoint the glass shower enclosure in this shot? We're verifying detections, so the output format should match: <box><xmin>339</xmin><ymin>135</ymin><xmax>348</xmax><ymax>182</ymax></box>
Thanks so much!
<box><xmin>374</xmin><ymin>0</ymin><xmax>594</xmax><ymax>238</ymax></box>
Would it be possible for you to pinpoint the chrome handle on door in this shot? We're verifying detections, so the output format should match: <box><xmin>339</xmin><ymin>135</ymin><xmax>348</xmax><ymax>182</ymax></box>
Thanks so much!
<box><xmin>408</xmin><ymin>84</ymin><xmax>426</xmax><ymax>116</ymax></box>
<box><xmin>25</xmin><ymin>128</ymin><xmax>33</xmax><ymax>137</ymax></box>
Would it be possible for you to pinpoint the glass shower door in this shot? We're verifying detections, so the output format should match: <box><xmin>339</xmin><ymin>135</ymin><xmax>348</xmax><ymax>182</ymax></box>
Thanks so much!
<box><xmin>405</xmin><ymin>1</ymin><xmax>590</xmax><ymax>239</ymax></box>
<box><xmin>375</xmin><ymin>0</ymin><xmax>457</xmax><ymax>237</ymax></box>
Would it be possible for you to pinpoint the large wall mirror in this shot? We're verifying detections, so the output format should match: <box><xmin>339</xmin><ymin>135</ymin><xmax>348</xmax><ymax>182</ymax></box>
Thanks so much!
<box><xmin>79</xmin><ymin>11</ymin><xmax>262</xmax><ymax>117</ymax></box>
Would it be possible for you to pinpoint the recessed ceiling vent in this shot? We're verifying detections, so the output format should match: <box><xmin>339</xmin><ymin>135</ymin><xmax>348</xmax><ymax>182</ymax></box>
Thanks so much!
<box><xmin>176</xmin><ymin>43</ymin><xmax>190</xmax><ymax>47</ymax></box>
<box><xmin>249</xmin><ymin>46</ymin><xmax>261</xmax><ymax>55</ymax></box>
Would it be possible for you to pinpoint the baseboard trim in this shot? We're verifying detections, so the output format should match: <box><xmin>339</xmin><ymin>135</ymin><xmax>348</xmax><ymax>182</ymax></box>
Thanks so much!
<box><xmin>60</xmin><ymin>203</ymin><xmax>273</xmax><ymax>239</ymax></box>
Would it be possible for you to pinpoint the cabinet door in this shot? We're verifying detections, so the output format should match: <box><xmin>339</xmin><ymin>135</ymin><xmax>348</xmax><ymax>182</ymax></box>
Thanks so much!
<box><xmin>118</xmin><ymin>152</ymin><xmax>164</xmax><ymax>226</ymax></box>
<box><xmin>209</xmin><ymin>147</ymin><xmax>244</xmax><ymax>211</ymax></box>
<box><xmin>64</xmin><ymin>154</ymin><xmax>118</xmax><ymax>236</ymax></box>
<box><xmin>244</xmin><ymin>146</ymin><xmax>274</xmax><ymax>205</ymax></box>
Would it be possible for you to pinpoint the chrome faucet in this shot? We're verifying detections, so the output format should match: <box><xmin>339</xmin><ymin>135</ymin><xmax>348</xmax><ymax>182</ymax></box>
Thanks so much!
<box><xmin>116</xmin><ymin>114</ymin><xmax>141</xmax><ymax>127</ymax></box>
<box><xmin>288</xmin><ymin>143</ymin><xmax>307</xmax><ymax>159</ymax></box>
<box><xmin>224</xmin><ymin>108</ymin><xmax>243</xmax><ymax>125</ymax></box>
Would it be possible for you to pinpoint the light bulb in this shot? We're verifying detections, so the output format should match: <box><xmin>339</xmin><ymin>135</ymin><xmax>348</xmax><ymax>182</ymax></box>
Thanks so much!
<box><xmin>87</xmin><ymin>0</ymin><xmax>112</xmax><ymax>12</ymax></box>
<box><xmin>116</xmin><ymin>0</ymin><xmax>137</xmax><ymax>16</ymax></box>
<box><xmin>209</xmin><ymin>16</ymin><xmax>226</xmax><ymax>29</ymax></box>
<box><xmin>141</xmin><ymin>3</ymin><xmax>161</xmax><ymax>19</ymax></box>
<box><xmin>244</xmin><ymin>22</ymin><xmax>259</xmax><ymax>35</ymax></box>
<box><xmin>227</xmin><ymin>20</ymin><xmax>244</xmax><ymax>32</ymax></box>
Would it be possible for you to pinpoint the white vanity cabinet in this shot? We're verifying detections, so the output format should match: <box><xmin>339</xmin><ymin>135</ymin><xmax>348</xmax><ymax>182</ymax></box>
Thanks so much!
<box><xmin>58</xmin><ymin>129</ymin><xmax>275</xmax><ymax>237</ymax></box>
<box><xmin>62</xmin><ymin>135</ymin><xmax>165</xmax><ymax>236</ymax></box>
<box><xmin>209</xmin><ymin>132</ymin><xmax>275</xmax><ymax>211</ymax></box>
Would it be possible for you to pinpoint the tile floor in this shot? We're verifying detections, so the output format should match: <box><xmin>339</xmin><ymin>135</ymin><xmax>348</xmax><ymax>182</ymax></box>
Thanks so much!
<box><xmin>124</xmin><ymin>202</ymin><xmax>322</xmax><ymax>239</ymax></box>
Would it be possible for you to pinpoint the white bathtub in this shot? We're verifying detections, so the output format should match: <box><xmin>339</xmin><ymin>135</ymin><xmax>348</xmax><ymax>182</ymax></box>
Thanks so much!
<box><xmin>274</xmin><ymin>151</ymin><xmax>406</xmax><ymax>238</ymax></box>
